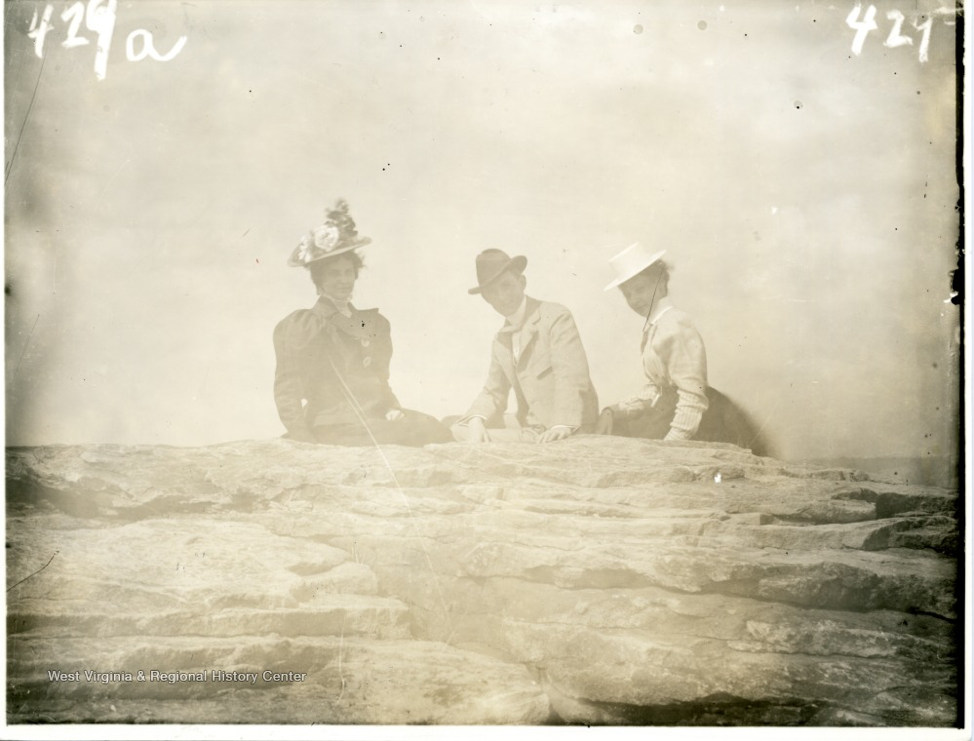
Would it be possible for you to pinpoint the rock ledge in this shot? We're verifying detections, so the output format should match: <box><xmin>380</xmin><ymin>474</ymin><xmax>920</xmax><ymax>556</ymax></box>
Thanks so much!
<box><xmin>6</xmin><ymin>437</ymin><xmax>960</xmax><ymax>725</ymax></box>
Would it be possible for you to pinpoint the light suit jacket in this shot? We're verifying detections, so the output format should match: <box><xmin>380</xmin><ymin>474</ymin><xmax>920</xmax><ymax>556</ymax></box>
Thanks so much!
<box><xmin>465</xmin><ymin>297</ymin><xmax>598</xmax><ymax>430</ymax></box>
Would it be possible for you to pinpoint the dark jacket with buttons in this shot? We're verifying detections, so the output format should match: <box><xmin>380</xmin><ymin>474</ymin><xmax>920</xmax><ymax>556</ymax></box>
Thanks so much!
<box><xmin>273</xmin><ymin>297</ymin><xmax>400</xmax><ymax>440</ymax></box>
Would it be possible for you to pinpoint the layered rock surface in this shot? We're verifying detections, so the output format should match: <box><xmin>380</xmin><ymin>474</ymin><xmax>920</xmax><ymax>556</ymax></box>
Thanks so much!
<box><xmin>5</xmin><ymin>436</ymin><xmax>961</xmax><ymax>725</ymax></box>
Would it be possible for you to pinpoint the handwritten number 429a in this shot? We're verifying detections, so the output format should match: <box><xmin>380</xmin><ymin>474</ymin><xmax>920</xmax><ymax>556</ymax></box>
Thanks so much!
<box><xmin>29</xmin><ymin>0</ymin><xmax>187</xmax><ymax>81</ymax></box>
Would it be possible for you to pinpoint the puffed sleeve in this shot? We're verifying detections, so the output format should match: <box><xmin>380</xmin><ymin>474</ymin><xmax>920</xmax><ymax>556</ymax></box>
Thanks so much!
<box><xmin>653</xmin><ymin>313</ymin><xmax>709</xmax><ymax>441</ymax></box>
<box><xmin>272</xmin><ymin>310</ymin><xmax>320</xmax><ymax>442</ymax></box>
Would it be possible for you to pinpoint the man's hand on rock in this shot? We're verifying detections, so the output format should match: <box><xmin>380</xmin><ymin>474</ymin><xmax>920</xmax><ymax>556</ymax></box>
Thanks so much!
<box><xmin>539</xmin><ymin>425</ymin><xmax>573</xmax><ymax>443</ymax></box>
<box><xmin>385</xmin><ymin>409</ymin><xmax>405</xmax><ymax>422</ymax></box>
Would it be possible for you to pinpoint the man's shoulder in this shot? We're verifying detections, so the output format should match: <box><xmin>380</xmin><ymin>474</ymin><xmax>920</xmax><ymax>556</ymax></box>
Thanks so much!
<box><xmin>530</xmin><ymin>298</ymin><xmax>576</xmax><ymax>322</ymax></box>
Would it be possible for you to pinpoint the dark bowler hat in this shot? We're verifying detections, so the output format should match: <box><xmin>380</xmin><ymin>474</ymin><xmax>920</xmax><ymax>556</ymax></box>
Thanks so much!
<box><xmin>468</xmin><ymin>249</ymin><xmax>528</xmax><ymax>295</ymax></box>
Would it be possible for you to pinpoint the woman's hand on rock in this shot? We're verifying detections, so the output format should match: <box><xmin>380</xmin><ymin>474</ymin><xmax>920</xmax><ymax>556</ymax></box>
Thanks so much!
<box><xmin>464</xmin><ymin>416</ymin><xmax>488</xmax><ymax>443</ymax></box>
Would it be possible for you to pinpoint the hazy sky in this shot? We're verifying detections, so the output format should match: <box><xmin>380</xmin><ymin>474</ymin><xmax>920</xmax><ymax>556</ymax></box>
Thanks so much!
<box><xmin>4</xmin><ymin>0</ymin><xmax>961</xmax><ymax>461</ymax></box>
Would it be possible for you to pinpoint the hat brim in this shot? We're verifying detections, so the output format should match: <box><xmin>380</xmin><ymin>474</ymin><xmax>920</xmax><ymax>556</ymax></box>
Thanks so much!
<box><xmin>288</xmin><ymin>238</ymin><xmax>371</xmax><ymax>268</ymax></box>
<box><xmin>468</xmin><ymin>255</ymin><xmax>528</xmax><ymax>294</ymax></box>
<box><xmin>603</xmin><ymin>249</ymin><xmax>666</xmax><ymax>291</ymax></box>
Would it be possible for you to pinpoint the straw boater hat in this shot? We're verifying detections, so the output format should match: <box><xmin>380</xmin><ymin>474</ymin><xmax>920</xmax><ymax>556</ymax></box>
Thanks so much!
<box><xmin>603</xmin><ymin>243</ymin><xmax>667</xmax><ymax>291</ymax></box>
<box><xmin>468</xmin><ymin>249</ymin><xmax>528</xmax><ymax>295</ymax></box>
<box><xmin>287</xmin><ymin>200</ymin><xmax>372</xmax><ymax>268</ymax></box>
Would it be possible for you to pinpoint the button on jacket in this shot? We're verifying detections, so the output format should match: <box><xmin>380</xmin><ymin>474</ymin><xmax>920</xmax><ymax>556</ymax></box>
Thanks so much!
<box><xmin>273</xmin><ymin>297</ymin><xmax>400</xmax><ymax>440</ymax></box>
<box><xmin>465</xmin><ymin>297</ymin><xmax>598</xmax><ymax>431</ymax></box>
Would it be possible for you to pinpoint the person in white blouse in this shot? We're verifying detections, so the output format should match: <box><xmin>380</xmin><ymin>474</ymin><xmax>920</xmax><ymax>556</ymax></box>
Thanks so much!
<box><xmin>595</xmin><ymin>242</ymin><xmax>765</xmax><ymax>454</ymax></box>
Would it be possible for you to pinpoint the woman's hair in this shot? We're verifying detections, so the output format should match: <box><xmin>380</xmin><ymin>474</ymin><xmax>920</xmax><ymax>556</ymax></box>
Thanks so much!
<box><xmin>637</xmin><ymin>259</ymin><xmax>672</xmax><ymax>289</ymax></box>
<box><xmin>308</xmin><ymin>251</ymin><xmax>364</xmax><ymax>290</ymax></box>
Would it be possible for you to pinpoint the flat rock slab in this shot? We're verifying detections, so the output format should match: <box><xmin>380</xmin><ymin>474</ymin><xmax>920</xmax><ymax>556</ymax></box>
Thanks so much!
<box><xmin>5</xmin><ymin>437</ymin><xmax>961</xmax><ymax>726</ymax></box>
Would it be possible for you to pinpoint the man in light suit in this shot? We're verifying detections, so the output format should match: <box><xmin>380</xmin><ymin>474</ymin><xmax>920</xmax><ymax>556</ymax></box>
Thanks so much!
<box><xmin>451</xmin><ymin>249</ymin><xmax>599</xmax><ymax>443</ymax></box>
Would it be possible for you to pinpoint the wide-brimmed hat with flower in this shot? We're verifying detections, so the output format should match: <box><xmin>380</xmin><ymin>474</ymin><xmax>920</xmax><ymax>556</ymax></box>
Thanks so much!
<box><xmin>603</xmin><ymin>243</ymin><xmax>666</xmax><ymax>291</ymax></box>
<box><xmin>287</xmin><ymin>200</ymin><xmax>372</xmax><ymax>267</ymax></box>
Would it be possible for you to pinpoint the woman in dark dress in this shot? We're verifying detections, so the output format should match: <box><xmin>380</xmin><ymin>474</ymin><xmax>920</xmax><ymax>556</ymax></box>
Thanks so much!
<box><xmin>595</xmin><ymin>242</ymin><xmax>767</xmax><ymax>455</ymax></box>
<box><xmin>273</xmin><ymin>200</ymin><xmax>450</xmax><ymax>446</ymax></box>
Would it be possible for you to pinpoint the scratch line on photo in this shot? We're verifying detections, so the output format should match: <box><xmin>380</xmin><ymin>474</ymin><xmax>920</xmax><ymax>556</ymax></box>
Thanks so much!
<box><xmin>14</xmin><ymin>314</ymin><xmax>41</xmax><ymax>377</ymax></box>
<box><xmin>7</xmin><ymin>551</ymin><xmax>58</xmax><ymax>593</ymax></box>
<box><xmin>6</xmin><ymin>55</ymin><xmax>46</xmax><ymax>185</ymax></box>
<box><xmin>749</xmin><ymin>396</ymin><xmax>781</xmax><ymax>452</ymax></box>
<box><xmin>327</xmin><ymin>356</ymin><xmax>455</xmax><ymax>639</ymax></box>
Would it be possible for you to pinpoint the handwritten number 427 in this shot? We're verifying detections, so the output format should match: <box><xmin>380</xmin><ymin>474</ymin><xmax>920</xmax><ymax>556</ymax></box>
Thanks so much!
<box><xmin>29</xmin><ymin>0</ymin><xmax>187</xmax><ymax>81</ymax></box>
<box><xmin>846</xmin><ymin>4</ymin><xmax>959</xmax><ymax>62</ymax></box>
